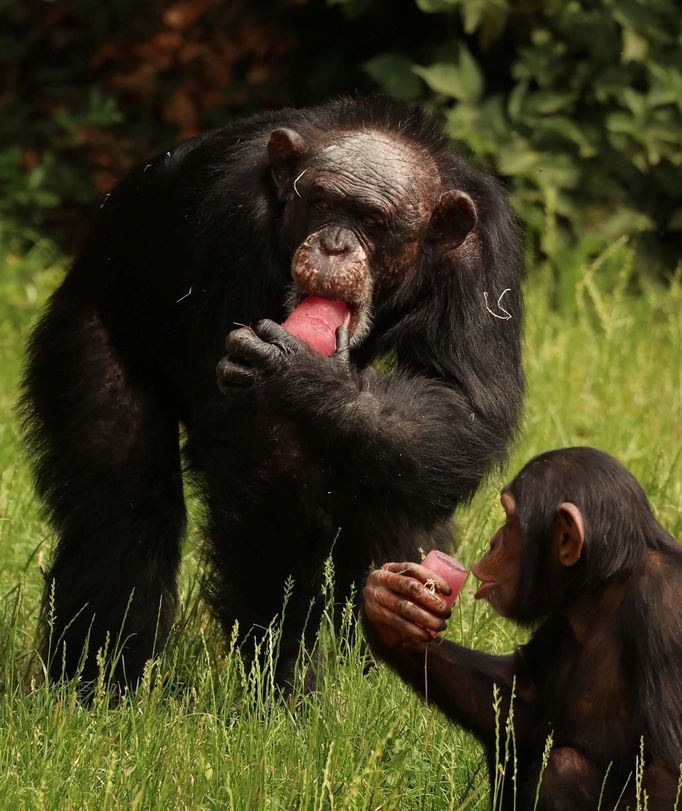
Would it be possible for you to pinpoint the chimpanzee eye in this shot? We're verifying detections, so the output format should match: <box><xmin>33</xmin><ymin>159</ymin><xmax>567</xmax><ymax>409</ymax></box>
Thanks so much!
<box><xmin>314</xmin><ymin>199</ymin><xmax>331</xmax><ymax>212</ymax></box>
<box><xmin>362</xmin><ymin>212</ymin><xmax>386</xmax><ymax>228</ymax></box>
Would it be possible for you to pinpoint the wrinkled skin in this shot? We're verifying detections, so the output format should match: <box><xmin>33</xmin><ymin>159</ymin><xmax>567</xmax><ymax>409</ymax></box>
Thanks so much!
<box><xmin>219</xmin><ymin>128</ymin><xmax>477</xmax><ymax>378</ymax></box>
<box><xmin>363</xmin><ymin>561</ymin><xmax>453</xmax><ymax>649</ymax></box>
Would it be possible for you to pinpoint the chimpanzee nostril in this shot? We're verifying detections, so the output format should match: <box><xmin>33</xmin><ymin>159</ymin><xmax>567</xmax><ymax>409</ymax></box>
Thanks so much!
<box><xmin>320</xmin><ymin>227</ymin><xmax>351</xmax><ymax>256</ymax></box>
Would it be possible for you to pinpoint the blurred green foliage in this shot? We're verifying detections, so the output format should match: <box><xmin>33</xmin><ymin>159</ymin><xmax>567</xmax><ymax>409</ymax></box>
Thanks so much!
<box><xmin>1</xmin><ymin>0</ymin><xmax>680</xmax><ymax>274</ymax></box>
<box><xmin>360</xmin><ymin>0</ymin><xmax>682</xmax><ymax>275</ymax></box>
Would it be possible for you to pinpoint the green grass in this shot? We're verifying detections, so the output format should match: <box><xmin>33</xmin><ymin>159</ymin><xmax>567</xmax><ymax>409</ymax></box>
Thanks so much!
<box><xmin>0</xmin><ymin>232</ymin><xmax>680</xmax><ymax>810</ymax></box>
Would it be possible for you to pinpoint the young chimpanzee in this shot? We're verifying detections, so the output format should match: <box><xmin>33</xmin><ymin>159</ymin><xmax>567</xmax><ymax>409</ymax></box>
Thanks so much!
<box><xmin>23</xmin><ymin>98</ymin><xmax>523</xmax><ymax>689</ymax></box>
<box><xmin>363</xmin><ymin>447</ymin><xmax>682</xmax><ymax>810</ymax></box>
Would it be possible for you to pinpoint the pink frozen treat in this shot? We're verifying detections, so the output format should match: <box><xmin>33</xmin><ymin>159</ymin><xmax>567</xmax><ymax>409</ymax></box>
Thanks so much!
<box><xmin>422</xmin><ymin>549</ymin><xmax>468</xmax><ymax>608</ymax></box>
<box><xmin>282</xmin><ymin>296</ymin><xmax>351</xmax><ymax>356</ymax></box>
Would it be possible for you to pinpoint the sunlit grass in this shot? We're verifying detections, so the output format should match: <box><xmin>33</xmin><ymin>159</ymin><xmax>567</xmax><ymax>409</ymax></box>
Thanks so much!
<box><xmin>0</xmin><ymin>232</ymin><xmax>679</xmax><ymax>809</ymax></box>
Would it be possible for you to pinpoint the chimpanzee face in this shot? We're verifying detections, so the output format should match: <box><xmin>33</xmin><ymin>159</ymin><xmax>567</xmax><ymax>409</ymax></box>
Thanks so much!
<box><xmin>290</xmin><ymin>131</ymin><xmax>437</xmax><ymax>252</ymax></box>
<box><xmin>267</xmin><ymin>127</ymin><xmax>477</xmax><ymax>346</ymax></box>
<box><xmin>471</xmin><ymin>489</ymin><xmax>587</xmax><ymax>622</ymax></box>
<box><xmin>471</xmin><ymin>491</ymin><xmax>526</xmax><ymax>618</ymax></box>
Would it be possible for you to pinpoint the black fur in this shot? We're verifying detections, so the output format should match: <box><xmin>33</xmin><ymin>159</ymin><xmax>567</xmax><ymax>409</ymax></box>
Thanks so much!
<box><xmin>365</xmin><ymin>447</ymin><xmax>682</xmax><ymax>808</ymax></box>
<box><xmin>22</xmin><ymin>98</ymin><xmax>524</xmax><ymax>687</ymax></box>
<box><xmin>512</xmin><ymin>447</ymin><xmax>682</xmax><ymax>772</ymax></box>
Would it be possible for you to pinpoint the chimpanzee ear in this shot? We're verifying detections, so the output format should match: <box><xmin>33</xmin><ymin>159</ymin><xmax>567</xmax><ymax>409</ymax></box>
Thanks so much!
<box><xmin>267</xmin><ymin>128</ymin><xmax>308</xmax><ymax>201</ymax></box>
<box><xmin>555</xmin><ymin>503</ymin><xmax>585</xmax><ymax>567</ymax></box>
<box><xmin>424</xmin><ymin>190</ymin><xmax>477</xmax><ymax>255</ymax></box>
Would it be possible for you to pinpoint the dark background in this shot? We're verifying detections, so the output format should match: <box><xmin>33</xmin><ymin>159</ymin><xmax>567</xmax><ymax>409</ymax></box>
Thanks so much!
<box><xmin>1</xmin><ymin>0</ymin><xmax>680</xmax><ymax>273</ymax></box>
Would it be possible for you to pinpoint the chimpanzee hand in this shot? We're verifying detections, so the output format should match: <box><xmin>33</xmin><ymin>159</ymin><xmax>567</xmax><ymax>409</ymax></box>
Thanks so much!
<box><xmin>216</xmin><ymin>319</ymin><xmax>351</xmax><ymax>392</ymax></box>
<box><xmin>363</xmin><ymin>562</ymin><xmax>452</xmax><ymax>650</ymax></box>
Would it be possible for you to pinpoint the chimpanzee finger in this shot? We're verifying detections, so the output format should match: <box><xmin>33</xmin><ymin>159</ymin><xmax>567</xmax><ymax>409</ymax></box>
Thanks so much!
<box><xmin>367</xmin><ymin>603</ymin><xmax>434</xmax><ymax>644</ymax></box>
<box><xmin>216</xmin><ymin>357</ymin><xmax>258</xmax><ymax>390</ymax></box>
<box><xmin>381</xmin><ymin>561</ymin><xmax>453</xmax><ymax>598</ymax></box>
<box><xmin>252</xmin><ymin>319</ymin><xmax>303</xmax><ymax>354</ymax></box>
<box><xmin>363</xmin><ymin>584</ymin><xmax>434</xmax><ymax>642</ymax></box>
<box><xmin>224</xmin><ymin>326</ymin><xmax>282</xmax><ymax>367</ymax></box>
<box><xmin>369</xmin><ymin>567</ymin><xmax>451</xmax><ymax>618</ymax></box>
<box><xmin>365</xmin><ymin>578</ymin><xmax>448</xmax><ymax>635</ymax></box>
<box><xmin>334</xmin><ymin>325</ymin><xmax>351</xmax><ymax>366</ymax></box>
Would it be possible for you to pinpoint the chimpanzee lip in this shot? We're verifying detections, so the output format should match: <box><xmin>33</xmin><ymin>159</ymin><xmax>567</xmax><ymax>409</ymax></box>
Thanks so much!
<box><xmin>474</xmin><ymin>581</ymin><xmax>496</xmax><ymax>601</ymax></box>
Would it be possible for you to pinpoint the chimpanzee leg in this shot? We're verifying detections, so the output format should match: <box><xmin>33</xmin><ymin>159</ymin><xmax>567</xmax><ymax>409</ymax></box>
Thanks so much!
<box><xmin>530</xmin><ymin>747</ymin><xmax>601</xmax><ymax>811</ymax></box>
<box><xmin>206</xmin><ymin>516</ymin><xmax>324</xmax><ymax>689</ymax></box>
<box><xmin>23</xmin><ymin>289</ymin><xmax>185</xmax><ymax>686</ymax></box>
<box><xmin>189</xmin><ymin>411</ymin><xmax>333</xmax><ymax>690</ymax></box>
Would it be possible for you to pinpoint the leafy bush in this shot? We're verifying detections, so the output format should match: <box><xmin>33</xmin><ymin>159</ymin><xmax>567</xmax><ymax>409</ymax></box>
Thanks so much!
<box><xmin>0</xmin><ymin>0</ymin><xmax>374</xmax><ymax>249</ymax></box>
<box><xmin>361</xmin><ymin>0</ymin><xmax>682</xmax><ymax>274</ymax></box>
<box><xmin>1</xmin><ymin>0</ymin><xmax>679</xmax><ymax>273</ymax></box>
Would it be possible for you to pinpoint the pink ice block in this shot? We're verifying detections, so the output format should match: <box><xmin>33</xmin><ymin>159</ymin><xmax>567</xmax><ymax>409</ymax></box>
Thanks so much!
<box><xmin>282</xmin><ymin>296</ymin><xmax>351</xmax><ymax>356</ymax></box>
<box><xmin>422</xmin><ymin>550</ymin><xmax>468</xmax><ymax>606</ymax></box>
<box><xmin>422</xmin><ymin>550</ymin><xmax>468</xmax><ymax>637</ymax></box>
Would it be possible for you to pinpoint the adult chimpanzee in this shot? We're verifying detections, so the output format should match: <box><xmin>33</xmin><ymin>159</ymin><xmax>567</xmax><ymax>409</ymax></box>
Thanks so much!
<box><xmin>363</xmin><ymin>447</ymin><xmax>682</xmax><ymax>810</ymax></box>
<box><xmin>22</xmin><ymin>97</ymin><xmax>523</xmax><ymax>689</ymax></box>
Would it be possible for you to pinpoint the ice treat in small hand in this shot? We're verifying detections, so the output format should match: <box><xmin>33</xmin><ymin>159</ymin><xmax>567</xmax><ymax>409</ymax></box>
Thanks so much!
<box><xmin>421</xmin><ymin>549</ymin><xmax>467</xmax><ymax>637</ymax></box>
<box><xmin>282</xmin><ymin>296</ymin><xmax>351</xmax><ymax>356</ymax></box>
<box><xmin>422</xmin><ymin>549</ymin><xmax>468</xmax><ymax>628</ymax></box>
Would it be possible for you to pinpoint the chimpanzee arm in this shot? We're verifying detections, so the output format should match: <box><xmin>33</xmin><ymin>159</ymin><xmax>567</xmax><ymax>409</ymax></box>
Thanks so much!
<box><xmin>218</xmin><ymin>322</ymin><xmax>506</xmax><ymax>516</ymax></box>
<box><xmin>362</xmin><ymin>563</ymin><xmax>535</xmax><ymax>747</ymax></box>
<box><xmin>374</xmin><ymin>635</ymin><xmax>529</xmax><ymax>744</ymax></box>
<box><xmin>284</xmin><ymin>367</ymin><xmax>492</xmax><ymax>509</ymax></box>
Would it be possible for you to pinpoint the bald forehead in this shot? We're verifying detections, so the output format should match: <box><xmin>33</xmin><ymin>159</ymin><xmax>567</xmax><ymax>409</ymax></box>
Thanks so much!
<box><xmin>312</xmin><ymin>131</ymin><xmax>439</xmax><ymax>202</ymax></box>
<box><xmin>319</xmin><ymin>131</ymin><xmax>435</xmax><ymax>172</ymax></box>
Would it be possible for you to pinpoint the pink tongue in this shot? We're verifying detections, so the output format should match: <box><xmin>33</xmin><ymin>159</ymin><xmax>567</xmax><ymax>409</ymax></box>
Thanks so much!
<box><xmin>282</xmin><ymin>296</ymin><xmax>351</xmax><ymax>356</ymax></box>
